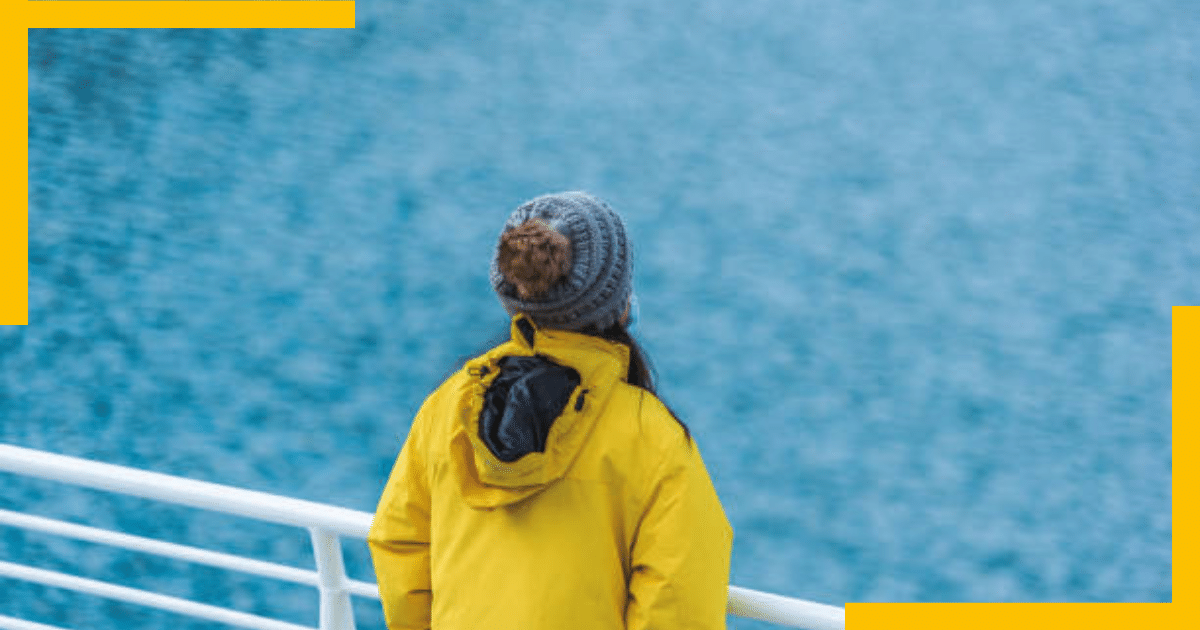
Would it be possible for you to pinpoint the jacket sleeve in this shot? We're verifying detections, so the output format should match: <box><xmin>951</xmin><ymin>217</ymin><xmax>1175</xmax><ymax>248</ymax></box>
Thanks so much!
<box><xmin>626</xmin><ymin>438</ymin><xmax>735</xmax><ymax>630</ymax></box>
<box><xmin>368</xmin><ymin>406</ymin><xmax>433</xmax><ymax>630</ymax></box>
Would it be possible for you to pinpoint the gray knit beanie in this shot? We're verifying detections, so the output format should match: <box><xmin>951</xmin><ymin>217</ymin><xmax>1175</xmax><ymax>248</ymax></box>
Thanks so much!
<box><xmin>490</xmin><ymin>192</ymin><xmax>633</xmax><ymax>332</ymax></box>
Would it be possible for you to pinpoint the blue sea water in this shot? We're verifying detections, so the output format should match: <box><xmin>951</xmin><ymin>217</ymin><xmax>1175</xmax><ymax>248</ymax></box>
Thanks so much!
<box><xmin>4</xmin><ymin>0</ymin><xmax>1195</xmax><ymax>627</ymax></box>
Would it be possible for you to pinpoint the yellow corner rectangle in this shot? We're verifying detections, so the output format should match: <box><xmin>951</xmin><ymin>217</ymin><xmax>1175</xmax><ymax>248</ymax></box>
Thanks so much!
<box><xmin>849</xmin><ymin>602</ymin><xmax>1176</xmax><ymax>627</ymax></box>
<box><xmin>5</xmin><ymin>1</ymin><xmax>355</xmax><ymax>324</ymax></box>
<box><xmin>854</xmin><ymin>307</ymin><xmax>1180</xmax><ymax>619</ymax></box>
<box><xmin>847</xmin><ymin>308</ymin><xmax>1185</xmax><ymax>625</ymax></box>
<box><xmin>21</xmin><ymin>2</ymin><xmax>355</xmax><ymax>29</ymax></box>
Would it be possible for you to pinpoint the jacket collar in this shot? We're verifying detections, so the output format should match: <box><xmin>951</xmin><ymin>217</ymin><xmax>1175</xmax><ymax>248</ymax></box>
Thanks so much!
<box><xmin>504</xmin><ymin>313</ymin><xmax>630</xmax><ymax>387</ymax></box>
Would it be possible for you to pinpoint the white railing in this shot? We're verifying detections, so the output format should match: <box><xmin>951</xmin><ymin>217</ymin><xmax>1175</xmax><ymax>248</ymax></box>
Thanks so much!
<box><xmin>0</xmin><ymin>443</ymin><xmax>845</xmax><ymax>630</ymax></box>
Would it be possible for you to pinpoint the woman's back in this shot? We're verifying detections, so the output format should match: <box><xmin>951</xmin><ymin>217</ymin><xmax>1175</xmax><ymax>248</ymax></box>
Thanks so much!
<box><xmin>371</xmin><ymin>316</ymin><xmax>732</xmax><ymax>629</ymax></box>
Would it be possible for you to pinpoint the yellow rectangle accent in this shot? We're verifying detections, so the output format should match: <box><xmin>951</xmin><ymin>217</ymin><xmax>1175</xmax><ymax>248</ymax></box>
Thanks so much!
<box><xmin>2</xmin><ymin>26</ymin><xmax>27</xmax><ymax>325</ymax></box>
<box><xmin>1173</xmin><ymin>306</ymin><xmax>1193</xmax><ymax>606</ymax></box>
<box><xmin>850</xmin><ymin>602</ymin><xmax>1176</xmax><ymax>627</ymax></box>
<box><xmin>20</xmin><ymin>2</ymin><xmax>355</xmax><ymax>29</ymax></box>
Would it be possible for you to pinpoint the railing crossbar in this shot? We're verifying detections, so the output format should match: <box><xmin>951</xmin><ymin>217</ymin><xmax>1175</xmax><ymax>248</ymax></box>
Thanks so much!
<box><xmin>0</xmin><ymin>508</ymin><xmax>381</xmax><ymax>600</ymax></box>
<box><xmin>0</xmin><ymin>508</ymin><xmax>315</xmax><ymax>586</ymax></box>
<box><xmin>0</xmin><ymin>561</ymin><xmax>314</xmax><ymax>630</ymax></box>
<box><xmin>0</xmin><ymin>614</ymin><xmax>71</xmax><ymax>630</ymax></box>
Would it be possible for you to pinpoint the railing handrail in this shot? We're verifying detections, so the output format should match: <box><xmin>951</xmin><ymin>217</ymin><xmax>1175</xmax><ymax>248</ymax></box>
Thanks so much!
<box><xmin>0</xmin><ymin>442</ymin><xmax>845</xmax><ymax>630</ymax></box>
<box><xmin>0</xmin><ymin>443</ymin><xmax>369</xmax><ymax>539</ymax></box>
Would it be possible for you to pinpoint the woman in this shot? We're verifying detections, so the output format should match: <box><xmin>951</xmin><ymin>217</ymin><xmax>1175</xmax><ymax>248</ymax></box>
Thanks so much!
<box><xmin>369</xmin><ymin>192</ymin><xmax>733</xmax><ymax>629</ymax></box>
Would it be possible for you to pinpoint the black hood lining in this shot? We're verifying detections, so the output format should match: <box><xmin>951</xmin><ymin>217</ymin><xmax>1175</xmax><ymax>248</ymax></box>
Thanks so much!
<box><xmin>479</xmin><ymin>355</ymin><xmax>581</xmax><ymax>462</ymax></box>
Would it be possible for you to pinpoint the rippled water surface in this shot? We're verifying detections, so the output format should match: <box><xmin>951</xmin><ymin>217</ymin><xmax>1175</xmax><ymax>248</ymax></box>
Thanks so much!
<box><xmin>4</xmin><ymin>0</ymin><xmax>1193</xmax><ymax>627</ymax></box>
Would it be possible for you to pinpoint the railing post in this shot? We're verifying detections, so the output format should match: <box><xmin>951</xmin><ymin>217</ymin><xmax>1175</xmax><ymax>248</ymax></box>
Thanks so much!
<box><xmin>309</xmin><ymin>527</ymin><xmax>356</xmax><ymax>630</ymax></box>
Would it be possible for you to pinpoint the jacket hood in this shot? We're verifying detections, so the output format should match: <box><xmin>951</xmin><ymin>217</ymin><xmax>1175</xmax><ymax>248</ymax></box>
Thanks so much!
<box><xmin>450</xmin><ymin>314</ymin><xmax>630</xmax><ymax>509</ymax></box>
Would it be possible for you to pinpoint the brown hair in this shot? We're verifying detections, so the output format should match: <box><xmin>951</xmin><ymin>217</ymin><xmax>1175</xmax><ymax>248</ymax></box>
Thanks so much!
<box><xmin>580</xmin><ymin>321</ymin><xmax>692</xmax><ymax>445</ymax></box>
<box><xmin>496</xmin><ymin>219</ymin><xmax>572</xmax><ymax>300</ymax></box>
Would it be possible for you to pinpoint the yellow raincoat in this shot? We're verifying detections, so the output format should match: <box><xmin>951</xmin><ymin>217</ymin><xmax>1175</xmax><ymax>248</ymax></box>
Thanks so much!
<box><xmin>369</xmin><ymin>314</ymin><xmax>733</xmax><ymax>629</ymax></box>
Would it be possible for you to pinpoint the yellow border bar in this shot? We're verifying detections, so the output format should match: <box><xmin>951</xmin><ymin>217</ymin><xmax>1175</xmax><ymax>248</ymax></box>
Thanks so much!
<box><xmin>1174</xmin><ymin>306</ymin><xmax>1194</xmax><ymax>608</ymax></box>
<box><xmin>849</xmin><ymin>602</ymin><xmax>1176</xmax><ymax>627</ymax></box>
<box><xmin>2</xmin><ymin>24</ymin><xmax>27</xmax><ymax>325</ymax></box>
<box><xmin>20</xmin><ymin>2</ymin><xmax>355</xmax><ymax>29</ymax></box>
